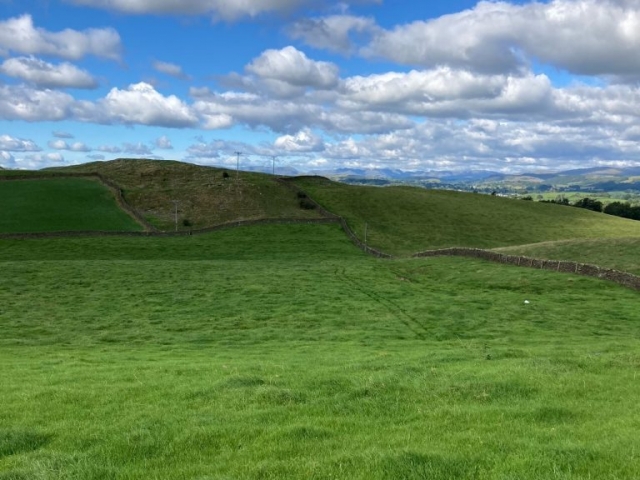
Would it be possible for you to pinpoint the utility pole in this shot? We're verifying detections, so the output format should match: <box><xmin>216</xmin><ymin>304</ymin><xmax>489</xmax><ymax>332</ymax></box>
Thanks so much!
<box><xmin>234</xmin><ymin>151</ymin><xmax>242</xmax><ymax>180</ymax></box>
<box><xmin>272</xmin><ymin>155</ymin><xmax>277</xmax><ymax>176</ymax></box>
<box><xmin>172</xmin><ymin>200</ymin><xmax>179</xmax><ymax>232</ymax></box>
<box><xmin>364</xmin><ymin>222</ymin><xmax>368</xmax><ymax>249</ymax></box>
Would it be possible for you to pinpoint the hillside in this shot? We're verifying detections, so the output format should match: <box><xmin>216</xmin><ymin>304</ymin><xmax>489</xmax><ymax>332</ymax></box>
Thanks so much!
<box><xmin>293</xmin><ymin>177</ymin><xmax>640</xmax><ymax>256</ymax></box>
<box><xmin>51</xmin><ymin>159</ymin><xmax>325</xmax><ymax>231</ymax></box>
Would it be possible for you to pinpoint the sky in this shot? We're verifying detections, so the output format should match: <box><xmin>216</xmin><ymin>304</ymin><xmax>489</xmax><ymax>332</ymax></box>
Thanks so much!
<box><xmin>1</xmin><ymin>0</ymin><xmax>640</xmax><ymax>174</ymax></box>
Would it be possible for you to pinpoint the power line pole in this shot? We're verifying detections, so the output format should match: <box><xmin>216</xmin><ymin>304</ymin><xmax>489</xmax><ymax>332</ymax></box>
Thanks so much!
<box><xmin>172</xmin><ymin>200</ymin><xmax>179</xmax><ymax>232</ymax></box>
<box><xmin>364</xmin><ymin>222</ymin><xmax>368</xmax><ymax>250</ymax></box>
<box><xmin>272</xmin><ymin>155</ymin><xmax>277</xmax><ymax>176</ymax></box>
<box><xmin>234</xmin><ymin>151</ymin><xmax>242</xmax><ymax>180</ymax></box>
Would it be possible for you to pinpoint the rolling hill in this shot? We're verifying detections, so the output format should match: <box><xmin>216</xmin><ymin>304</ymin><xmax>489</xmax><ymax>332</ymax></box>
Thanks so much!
<box><xmin>2</xmin><ymin>159</ymin><xmax>640</xmax><ymax>478</ymax></box>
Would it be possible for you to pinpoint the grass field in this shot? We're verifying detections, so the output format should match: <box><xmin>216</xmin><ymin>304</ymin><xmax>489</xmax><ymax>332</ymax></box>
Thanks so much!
<box><xmin>496</xmin><ymin>237</ymin><xmax>640</xmax><ymax>275</ymax></box>
<box><xmin>2</xmin><ymin>224</ymin><xmax>640</xmax><ymax>479</ymax></box>
<box><xmin>294</xmin><ymin>177</ymin><xmax>640</xmax><ymax>256</ymax></box>
<box><xmin>0</xmin><ymin>178</ymin><xmax>143</xmax><ymax>233</ymax></box>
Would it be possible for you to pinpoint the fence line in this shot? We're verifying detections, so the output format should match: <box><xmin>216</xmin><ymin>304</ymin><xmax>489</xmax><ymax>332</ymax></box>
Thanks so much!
<box><xmin>413</xmin><ymin>247</ymin><xmax>640</xmax><ymax>291</ymax></box>
<box><xmin>277</xmin><ymin>177</ymin><xmax>392</xmax><ymax>258</ymax></box>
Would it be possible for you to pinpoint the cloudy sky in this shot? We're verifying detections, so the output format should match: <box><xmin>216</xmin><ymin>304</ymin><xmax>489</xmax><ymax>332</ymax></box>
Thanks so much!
<box><xmin>1</xmin><ymin>0</ymin><xmax>640</xmax><ymax>173</ymax></box>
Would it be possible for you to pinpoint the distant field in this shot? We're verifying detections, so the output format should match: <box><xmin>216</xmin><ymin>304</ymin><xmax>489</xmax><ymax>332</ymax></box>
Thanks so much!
<box><xmin>0</xmin><ymin>178</ymin><xmax>143</xmax><ymax>233</ymax></box>
<box><xmin>294</xmin><ymin>177</ymin><xmax>640</xmax><ymax>256</ymax></box>
<box><xmin>534</xmin><ymin>191</ymin><xmax>640</xmax><ymax>205</ymax></box>
<box><xmin>496</xmin><ymin>237</ymin><xmax>640</xmax><ymax>275</ymax></box>
<box><xmin>2</xmin><ymin>224</ymin><xmax>640</xmax><ymax>479</ymax></box>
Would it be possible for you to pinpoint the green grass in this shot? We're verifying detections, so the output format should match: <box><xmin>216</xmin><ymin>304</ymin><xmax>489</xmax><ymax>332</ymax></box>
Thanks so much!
<box><xmin>52</xmin><ymin>159</ymin><xmax>324</xmax><ymax>231</ymax></box>
<box><xmin>294</xmin><ymin>177</ymin><xmax>640</xmax><ymax>256</ymax></box>
<box><xmin>0</xmin><ymin>178</ymin><xmax>142</xmax><ymax>233</ymax></box>
<box><xmin>496</xmin><ymin>237</ymin><xmax>640</xmax><ymax>275</ymax></box>
<box><xmin>2</xmin><ymin>224</ymin><xmax>640</xmax><ymax>478</ymax></box>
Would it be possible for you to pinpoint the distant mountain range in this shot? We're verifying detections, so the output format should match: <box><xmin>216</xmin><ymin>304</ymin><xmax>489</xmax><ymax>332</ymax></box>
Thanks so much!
<box><xmin>303</xmin><ymin>166</ymin><xmax>640</xmax><ymax>192</ymax></box>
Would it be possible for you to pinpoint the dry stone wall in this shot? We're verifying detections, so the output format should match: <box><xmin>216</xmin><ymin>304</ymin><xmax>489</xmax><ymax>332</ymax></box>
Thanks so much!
<box><xmin>413</xmin><ymin>247</ymin><xmax>640</xmax><ymax>291</ymax></box>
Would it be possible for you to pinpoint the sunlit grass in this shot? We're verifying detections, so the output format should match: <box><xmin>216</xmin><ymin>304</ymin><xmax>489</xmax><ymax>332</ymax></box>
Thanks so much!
<box><xmin>294</xmin><ymin>177</ymin><xmax>640</xmax><ymax>256</ymax></box>
<box><xmin>1</xmin><ymin>224</ymin><xmax>640</xmax><ymax>478</ymax></box>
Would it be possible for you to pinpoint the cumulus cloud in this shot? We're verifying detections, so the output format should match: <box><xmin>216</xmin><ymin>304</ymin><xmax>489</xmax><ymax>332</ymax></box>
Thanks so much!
<box><xmin>0</xmin><ymin>84</ymin><xmax>75</xmax><ymax>121</ymax></box>
<box><xmin>95</xmin><ymin>82</ymin><xmax>198</xmax><ymax>127</ymax></box>
<box><xmin>47</xmin><ymin>139</ymin><xmax>92</xmax><ymax>152</ymax></box>
<box><xmin>12</xmin><ymin>152</ymin><xmax>66</xmax><ymax>170</ymax></box>
<box><xmin>87</xmin><ymin>153</ymin><xmax>106</xmax><ymax>160</ymax></box>
<box><xmin>0</xmin><ymin>56</ymin><xmax>98</xmax><ymax>89</ymax></box>
<box><xmin>65</xmin><ymin>0</ymin><xmax>379</xmax><ymax>21</ymax></box>
<box><xmin>0</xmin><ymin>134</ymin><xmax>41</xmax><ymax>152</ymax></box>
<box><xmin>191</xmin><ymin>86</ymin><xmax>413</xmax><ymax>134</ymax></box>
<box><xmin>0</xmin><ymin>14</ymin><xmax>121</xmax><ymax>61</ymax></box>
<box><xmin>0</xmin><ymin>150</ymin><xmax>15</xmax><ymax>167</ymax></box>
<box><xmin>364</xmin><ymin>0</ymin><xmax>640</xmax><ymax>77</ymax></box>
<box><xmin>287</xmin><ymin>15</ymin><xmax>379</xmax><ymax>53</ymax></box>
<box><xmin>245</xmin><ymin>46</ymin><xmax>339</xmax><ymax>96</ymax></box>
<box><xmin>123</xmin><ymin>142</ymin><xmax>153</xmax><ymax>155</ymax></box>
<box><xmin>98</xmin><ymin>145</ymin><xmax>122</xmax><ymax>153</ymax></box>
<box><xmin>153</xmin><ymin>61</ymin><xmax>190</xmax><ymax>79</ymax></box>
<box><xmin>274</xmin><ymin>128</ymin><xmax>325</xmax><ymax>152</ymax></box>
<box><xmin>155</xmin><ymin>135</ymin><xmax>173</xmax><ymax>149</ymax></box>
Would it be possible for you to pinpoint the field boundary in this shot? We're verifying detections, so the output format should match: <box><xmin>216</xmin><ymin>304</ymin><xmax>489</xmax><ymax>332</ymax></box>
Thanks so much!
<box><xmin>413</xmin><ymin>247</ymin><xmax>640</xmax><ymax>291</ymax></box>
<box><xmin>279</xmin><ymin>177</ymin><xmax>392</xmax><ymax>258</ymax></box>
<box><xmin>4</xmin><ymin>171</ymin><xmax>640</xmax><ymax>291</ymax></box>
<box><xmin>1</xmin><ymin>172</ymin><xmax>155</xmax><ymax>232</ymax></box>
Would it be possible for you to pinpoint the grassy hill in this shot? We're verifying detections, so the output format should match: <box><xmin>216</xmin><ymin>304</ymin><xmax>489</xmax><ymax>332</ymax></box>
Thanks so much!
<box><xmin>52</xmin><ymin>159</ymin><xmax>325</xmax><ymax>231</ymax></box>
<box><xmin>2</xmin><ymin>223</ymin><xmax>640</xmax><ymax>478</ymax></box>
<box><xmin>294</xmin><ymin>177</ymin><xmax>640</xmax><ymax>256</ymax></box>
<box><xmin>0</xmin><ymin>177</ymin><xmax>143</xmax><ymax>233</ymax></box>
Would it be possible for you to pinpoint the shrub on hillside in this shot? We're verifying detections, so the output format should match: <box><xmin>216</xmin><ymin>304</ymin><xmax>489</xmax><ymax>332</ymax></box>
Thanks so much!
<box><xmin>299</xmin><ymin>199</ymin><xmax>316</xmax><ymax>210</ymax></box>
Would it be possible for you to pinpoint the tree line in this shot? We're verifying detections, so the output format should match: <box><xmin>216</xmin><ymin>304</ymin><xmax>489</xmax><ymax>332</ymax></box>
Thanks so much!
<box><xmin>524</xmin><ymin>195</ymin><xmax>640</xmax><ymax>220</ymax></box>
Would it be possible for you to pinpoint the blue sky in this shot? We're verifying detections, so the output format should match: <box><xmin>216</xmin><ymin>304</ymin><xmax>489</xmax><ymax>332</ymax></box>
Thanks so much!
<box><xmin>1</xmin><ymin>0</ymin><xmax>640</xmax><ymax>173</ymax></box>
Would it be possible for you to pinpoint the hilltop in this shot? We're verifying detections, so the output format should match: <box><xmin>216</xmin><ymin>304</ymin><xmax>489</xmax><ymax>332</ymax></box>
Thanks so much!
<box><xmin>49</xmin><ymin>159</ymin><xmax>325</xmax><ymax>231</ymax></box>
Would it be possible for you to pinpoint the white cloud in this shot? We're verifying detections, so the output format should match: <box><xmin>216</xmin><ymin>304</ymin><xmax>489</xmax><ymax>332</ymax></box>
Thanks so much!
<box><xmin>245</xmin><ymin>46</ymin><xmax>339</xmax><ymax>96</ymax></box>
<box><xmin>364</xmin><ymin>0</ymin><xmax>640</xmax><ymax>77</ymax></box>
<box><xmin>98</xmin><ymin>145</ymin><xmax>122</xmax><ymax>153</ymax></box>
<box><xmin>123</xmin><ymin>142</ymin><xmax>153</xmax><ymax>155</ymax></box>
<box><xmin>52</xmin><ymin>130</ymin><xmax>74</xmax><ymax>139</ymax></box>
<box><xmin>96</xmin><ymin>82</ymin><xmax>198</xmax><ymax>127</ymax></box>
<box><xmin>0</xmin><ymin>56</ymin><xmax>98</xmax><ymax>89</ymax></box>
<box><xmin>0</xmin><ymin>151</ymin><xmax>15</xmax><ymax>167</ymax></box>
<box><xmin>0</xmin><ymin>14</ymin><xmax>121</xmax><ymax>61</ymax></box>
<box><xmin>0</xmin><ymin>85</ymin><xmax>74</xmax><ymax>121</ymax></box>
<box><xmin>274</xmin><ymin>128</ymin><xmax>325</xmax><ymax>153</ymax></box>
<box><xmin>287</xmin><ymin>15</ymin><xmax>379</xmax><ymax>53</ymax></box>
<box><xmin>65</xmin><ymin>0</ymin><xmax>379</xmax><ymax>21</ymax></box>
<box><xmin>12</xmin><ymin>152</ymin><xmax>66</xmax><ymax>170</ymax></box>
<box><xmin>0</xmin><ymin>134</ymin><xmax>41</xmax><ymax>152</ymax></box>
<box><xmin>48</xmin><ymin>139</ymin><xmax>91</xmax><ymax>152</ymax></box>
<box><xmin>153</xmin><ymin>61</ymin><xmax>190</xmax><ymax>79</ymax></box>
<box><xmin>155</xmin><ymin>135</ymin><xmax>173</xmax><ymax>149</ymax></box>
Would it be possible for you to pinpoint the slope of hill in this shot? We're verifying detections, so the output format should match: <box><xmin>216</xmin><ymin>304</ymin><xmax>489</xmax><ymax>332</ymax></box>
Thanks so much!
<box><xmin>0</xmin><ymin>177</ymin><xmax>143</xmax><ymax>233</ymax></box>
<box><xmin>51</xmin><ymin>159</ymin><xmax>324</xmax><ymax>231</ymax></box>
<box><xmin>294</xmin><ymin>177</ymin><xmax>640</xmax><ymax>256</ymax></box>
